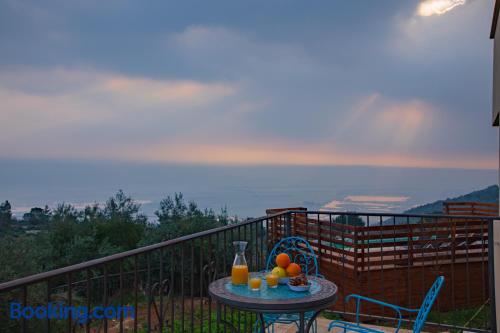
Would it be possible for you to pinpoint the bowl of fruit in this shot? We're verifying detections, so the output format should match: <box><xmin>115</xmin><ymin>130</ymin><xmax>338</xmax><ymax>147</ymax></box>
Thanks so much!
<box><xmin>287</xmin><ymin>274</ymin><xmax>311</xmax><ymax>292</ymax></box>
<box><xmin>271</xmin><ymin>253</ymin><xmax>302</xmax><ymax>285</ymax></box>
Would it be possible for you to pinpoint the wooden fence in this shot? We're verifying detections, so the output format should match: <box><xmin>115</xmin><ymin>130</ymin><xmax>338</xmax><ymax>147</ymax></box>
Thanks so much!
<box><xmin>267</xmin><ymin>208</ymin><xmax>493</xmax><ymax>320</ymax></box>
<box><xmin>444</xmin><ymin>201</ymin><xmax>498</xmax><ymax>217</ymax></box>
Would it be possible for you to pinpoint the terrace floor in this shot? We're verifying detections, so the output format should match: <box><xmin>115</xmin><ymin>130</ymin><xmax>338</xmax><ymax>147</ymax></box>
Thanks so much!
<box><xmin>274</xmin><ymin>317</ymin><xmax>416</xmax><ymax>333</ymax></box>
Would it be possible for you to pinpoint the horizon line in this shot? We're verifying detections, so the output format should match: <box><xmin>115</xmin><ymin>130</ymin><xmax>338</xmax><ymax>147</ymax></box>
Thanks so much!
<box><xmin>0</xmin><ymin>156</ymin><xmax>496</xmax><ymax>172</ymax></box>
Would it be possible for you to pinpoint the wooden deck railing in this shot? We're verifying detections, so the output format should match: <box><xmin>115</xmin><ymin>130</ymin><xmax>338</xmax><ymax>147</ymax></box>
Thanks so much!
<box><xmin>444</xmin><ymin>201</ymin><xmax>498</xmax><ymax>216</ymax></box>
<box><xmin>266</xmin><ymin>209</ymin><xmax>496</xmax><ymax>331</ymax></box>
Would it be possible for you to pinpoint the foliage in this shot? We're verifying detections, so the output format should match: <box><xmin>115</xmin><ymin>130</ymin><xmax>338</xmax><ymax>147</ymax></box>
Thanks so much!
<box><xmin>141</xmin><ymin>193</ymin><xmax>229</xmax><ymax>245</ymax></box>
<box><xmin>23</xmin><ymin>206</ymin><xmax>51</xmax><ymax>225</ymax></box>
<box><xmin>321</xmin><ymin>311</ymin><xmax>342</xmax><ymax>321</ymax></box>
<box><xmin>0</xmin><ymin>200</ymin><xmax>13</xmax><ymax>234</ymax></box>
<box><xmin>427</xmin><ymin>305</ymin><xmax>490</xmax><ymax>332</ymax></box>
<box><xmin>0</xmin><ymin>234</ymin><xmax>51</xmax><ymax>283</ymax></box>
<box><xmin>0</xmin><ymin>200</ymin><xmax>12</xmax><ymax>223</ymax></box>
<box><xmin>137</xmin><ymin>310</ymin><xmax>257</xmax><ymax>333</ymax></box>
<box><xmin>0</xmin><ymin>191</ymin><xmax>232</xmax><ymax>283</ymax></box>
<box><xmin>334</xmin><ymin>214</ymin><xmax>364</xmax><ymax>226</ymax></box>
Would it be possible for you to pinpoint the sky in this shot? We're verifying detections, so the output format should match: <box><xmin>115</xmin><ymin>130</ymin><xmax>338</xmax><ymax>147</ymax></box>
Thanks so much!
<box><xmin>0</xmin><ymin>0</ymin><xmax>497</xmax><ymax>169</ymax></box>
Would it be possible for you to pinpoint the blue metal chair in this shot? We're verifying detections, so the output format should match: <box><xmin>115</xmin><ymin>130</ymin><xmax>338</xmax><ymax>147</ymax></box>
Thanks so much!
<box><xmin>328</xmin><ymin>276</ymin><xmax>444</xmax><ymax>333</ymax></box>
<box><xmin>255</xmin><ymin>236</ymin><xmax>321</xmax><ymax>333</ymax></box>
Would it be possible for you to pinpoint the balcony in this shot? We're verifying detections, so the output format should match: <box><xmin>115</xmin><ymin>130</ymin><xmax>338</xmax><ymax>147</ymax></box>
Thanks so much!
<box><xmin>0</xmin><ymin>209</ymin><xmax>495</xmax><ymax>332</ymax></box>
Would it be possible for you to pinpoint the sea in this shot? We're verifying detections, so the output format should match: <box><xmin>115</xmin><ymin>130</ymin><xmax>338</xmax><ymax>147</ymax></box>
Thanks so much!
<box><xmin>0</xmin><ymin>159</ymin><xmax>497</xmax><ymax>221</ymax></box>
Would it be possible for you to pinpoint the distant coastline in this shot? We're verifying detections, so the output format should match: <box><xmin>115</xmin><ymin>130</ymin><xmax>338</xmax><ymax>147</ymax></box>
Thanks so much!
<box><xmin>0</xmin><ymin>159</ymin><xmax>496</xmax><ymax>219</ymax></box>
<box><xmin>403</xmin><ymin>184</ymin><xmax>499</xmax><ymax>215</ymax></box>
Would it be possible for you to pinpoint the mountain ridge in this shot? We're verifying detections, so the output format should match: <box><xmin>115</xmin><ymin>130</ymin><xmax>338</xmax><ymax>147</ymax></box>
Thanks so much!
<box><xmin>403</xmin><ymin>185</ymin><xmax>498</xmax><ymax>215</ymax></box>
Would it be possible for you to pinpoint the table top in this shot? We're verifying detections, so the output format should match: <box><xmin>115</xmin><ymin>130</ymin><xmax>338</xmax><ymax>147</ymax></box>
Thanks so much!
<box><xmin>208</xmin><ymin>276</ymin><xmax>337</xmax><ymax>313</ymax></box>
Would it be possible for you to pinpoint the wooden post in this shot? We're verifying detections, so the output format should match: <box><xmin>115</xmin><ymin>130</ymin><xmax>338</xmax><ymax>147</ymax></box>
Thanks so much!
<box><xmin>353</xmin><ymin>227</ymin><xmax>358</xmax><ymax>272</ymax></box>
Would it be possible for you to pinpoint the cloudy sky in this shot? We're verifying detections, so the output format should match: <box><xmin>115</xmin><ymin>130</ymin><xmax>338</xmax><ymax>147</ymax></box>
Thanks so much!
<box><xmin>0</xmin><ymin>0</ymin><xmax>496</xmax><ymax>169</ymax></box>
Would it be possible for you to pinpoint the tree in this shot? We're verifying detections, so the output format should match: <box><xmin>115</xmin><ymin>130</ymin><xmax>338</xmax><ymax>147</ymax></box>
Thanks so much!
<box><xmin>0</xmin><ymin>200</ymin><xmax>12</xmax><ymax>224</ymax></box>
<box><xmin>0</xmin><ymin>234</ymin><xmax>51</xmax><ymax>283</ymax></box>
<box><xmin>334</xmin><ymin>214</ymin><xmax>364</xmax><ymax>227</ymax></box>
<box><xmin>0</xmin><ymin>191</ymin><xmax>233</xmax><ymax>282</ymax></box>
<box><xmin>23</xmin><ymin>206</ymin><xmax>51</xmax><ymax>225</ymax></box>
<box><xmin>96</xmin><ymin>190</ymin><xmax>147</xmax><ymax>251</ymax></box>
<box><xmin>0</xmin><ymin>200</ymin><xmax>12</xmax><ymax>229</ymax></box>
<box><xmin>143</xmin><ymin>193</ymin><xmax>230</xmax><ymax>244</ymax></box>
<box><xmin>48</xmin><ymin>203</ymin><xmax>89</xmax><ymax>268</ymax></box>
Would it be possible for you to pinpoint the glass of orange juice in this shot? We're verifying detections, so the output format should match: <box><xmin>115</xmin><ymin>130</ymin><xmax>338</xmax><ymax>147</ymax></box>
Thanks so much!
<box><xmin>248</xmin><ymin>273</ymin><xmax>262</xmax><ymax>291</ymax></box>
<box><xmin>265</xmin><ymin>272</ymin><xmax>279</xmax><ymax>288</ymax></box>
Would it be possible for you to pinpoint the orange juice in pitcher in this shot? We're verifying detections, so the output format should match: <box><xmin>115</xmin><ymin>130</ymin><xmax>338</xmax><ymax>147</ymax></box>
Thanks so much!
<box><xmin>231</xmin><ymin>241</ymin><xmax>248</xmax><ymax>285</ymax></box>
<box><xmin>231</xmin><ymin>265</ymin><xmax>249</xmax><ymax>285</ymax></box>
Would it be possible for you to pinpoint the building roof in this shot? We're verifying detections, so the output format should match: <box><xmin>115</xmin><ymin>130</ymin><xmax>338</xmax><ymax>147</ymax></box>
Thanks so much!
<box><xmin>491</xmin><ymin>0</ymin><xmax>500</xmax><ymax>39</ymax></box>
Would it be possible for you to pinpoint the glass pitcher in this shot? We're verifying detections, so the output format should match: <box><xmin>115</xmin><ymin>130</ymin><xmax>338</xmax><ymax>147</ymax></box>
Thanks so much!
<box><xmin>231</xmin><ymin>241</ymin><xmax>249</xmax><ymax>285</ymax></box>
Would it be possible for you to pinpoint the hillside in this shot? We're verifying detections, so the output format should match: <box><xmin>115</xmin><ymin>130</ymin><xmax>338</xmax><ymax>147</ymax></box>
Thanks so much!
<box><xmin>404</xmin><ymin>185</ymin><xmax>498</xmax><ymax>215</ymax></box>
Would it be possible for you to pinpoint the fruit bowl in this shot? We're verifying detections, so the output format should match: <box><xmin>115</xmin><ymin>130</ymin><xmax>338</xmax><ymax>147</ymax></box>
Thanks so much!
<box><xmin>287</xmin><ymin>282</ymin><xmax>311</xmax><ymax>292</ymax></box>
<box><xmin>278</xmin><ymin>277</ymin><xmax>289</xmax><ymax>285</ymax></box>
<box><xmin>287</xmin><ymin>274</ymin><xmax>309</xmax><ymax>291</ymax></box>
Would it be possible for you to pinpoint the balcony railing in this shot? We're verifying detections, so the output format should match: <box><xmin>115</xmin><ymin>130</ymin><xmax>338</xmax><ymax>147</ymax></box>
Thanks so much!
<box><xmin>0</xmin><ymin>210</ymin><xmax>496</xmax><ymax>332</ymax></box>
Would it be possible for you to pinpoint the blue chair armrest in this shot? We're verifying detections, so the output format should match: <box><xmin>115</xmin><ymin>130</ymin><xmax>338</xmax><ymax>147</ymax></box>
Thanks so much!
<box><xmin>346</xmin><ymin>294</ymin><xmax>420</xmax><ymax>313</ymax></box>
<box><xmin>345</xmin><ymin>294</ymin><xmax>419</xmax><ymax>333</ymax></box>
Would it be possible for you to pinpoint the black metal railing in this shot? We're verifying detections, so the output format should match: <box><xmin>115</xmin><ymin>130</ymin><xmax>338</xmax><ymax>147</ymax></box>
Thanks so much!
<box><xmin>0</xmin><ymin>210</ymin><xmax>497</xmax><ymax>332</ymax></box>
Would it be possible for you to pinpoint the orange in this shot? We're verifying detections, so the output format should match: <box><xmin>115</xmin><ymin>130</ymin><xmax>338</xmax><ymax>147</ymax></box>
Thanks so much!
<box><xmin>286</xmin><ymin>263</ymin><xmax>301</xmax><ymax>277</ymax></box>
<box><xmin>276</xmin><ymin>253</ymin><xmax>291</xmax><ymax>268</ymax></box>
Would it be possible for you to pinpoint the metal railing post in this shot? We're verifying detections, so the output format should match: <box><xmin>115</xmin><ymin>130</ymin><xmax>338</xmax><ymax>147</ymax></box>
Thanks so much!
<box><xmin>285</xmin><ymin>212</ymin><xmax>292</xmax><ymax>237</ymax></box>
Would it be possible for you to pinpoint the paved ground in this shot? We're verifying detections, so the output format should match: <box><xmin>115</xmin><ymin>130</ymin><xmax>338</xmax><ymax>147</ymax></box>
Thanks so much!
<box><xmin>273</xmin><ymin>317</ymin><xmax>415</xmax><ymax>332</ymax></box>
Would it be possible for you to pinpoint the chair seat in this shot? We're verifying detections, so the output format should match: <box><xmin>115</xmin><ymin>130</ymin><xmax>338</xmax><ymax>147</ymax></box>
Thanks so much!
<box><xmin>328</xmin><ymin>320</ymin><xmax>385</xmax><ymax>333</ymax></box>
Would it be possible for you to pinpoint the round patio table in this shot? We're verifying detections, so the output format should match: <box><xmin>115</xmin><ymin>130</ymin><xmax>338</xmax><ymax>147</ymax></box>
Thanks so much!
<box><xmin>208</xmin><ymin>276</ymin><xmax>337</xmax><ymax>333</ymax></box>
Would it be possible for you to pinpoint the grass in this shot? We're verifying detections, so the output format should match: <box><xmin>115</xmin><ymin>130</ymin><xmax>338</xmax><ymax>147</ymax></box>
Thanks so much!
<box><xmin>320</xmin><ymin>306</ymin><xmax>490</xmax><ymax>333</ymax></box>
<box><xmin>427</xmin><ymin>305</ymin><xmax>490</xmax><ymax>331</ymax></box>
<box><xmin>137</xmin><ymin>308</ymin><xmax>258</xmax><ymax>333</ymax></box>
<box><xmin>321</xmin><ymin>311</ymin><xmax>342</xmax><ymax>321</ymax></box>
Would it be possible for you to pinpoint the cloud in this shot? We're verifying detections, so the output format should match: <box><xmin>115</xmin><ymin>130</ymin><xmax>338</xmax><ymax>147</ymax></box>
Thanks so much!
<box><xmin>165</xmin><ymin>25</ymin><xmax>322</xmax><ymax>82</ymax></box>
<box><xmin>0</xmin><ymin>68</ymin><xmax>234</xmax><ymax>107</ymax></box>
<box><xmin>99</xmin><ymin>76</ymin><xmax>234</xmax><ymax>107</ymax></box>
<box><xmin>0</xmin><ymin>65</ymin><xmax>495</xmax><ymax>170</ymax></box>
<box><xmin>111</xmin><ymin>138</ymin><xmax>496</xmax><ymax>169</ymax></box>
<box><xmin>416</xmin><ymin>0</ymin><xmax>467</xmax><ymax>17</ymax></box>
<box><xmin>0</xmin><ymin>14</ymin><xmax>496</xmax><ymax>171</ymax></box>
<box><xmin>0</xmin><ymin>67</ymin><xmax>236</xmax><ymax>145</ymax></box>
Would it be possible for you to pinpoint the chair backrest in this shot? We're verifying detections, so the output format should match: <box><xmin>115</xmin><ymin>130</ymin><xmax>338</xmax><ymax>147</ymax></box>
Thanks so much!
<box><xmin>265</xmin><ymin>237</ymin><xmax>319</xmax><ymax>276</ymax></box>
<box><xmin>413</xmin><ymin>276</ymin><xmax>445</xmax><ymax>333</ymax></box>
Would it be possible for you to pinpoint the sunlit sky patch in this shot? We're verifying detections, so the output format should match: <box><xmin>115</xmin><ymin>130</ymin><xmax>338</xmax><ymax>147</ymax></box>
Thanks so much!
<box><xmin>417</xmin><ymin>0</ymin><xmax>468</xmax><ymax>16</ymax></box>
